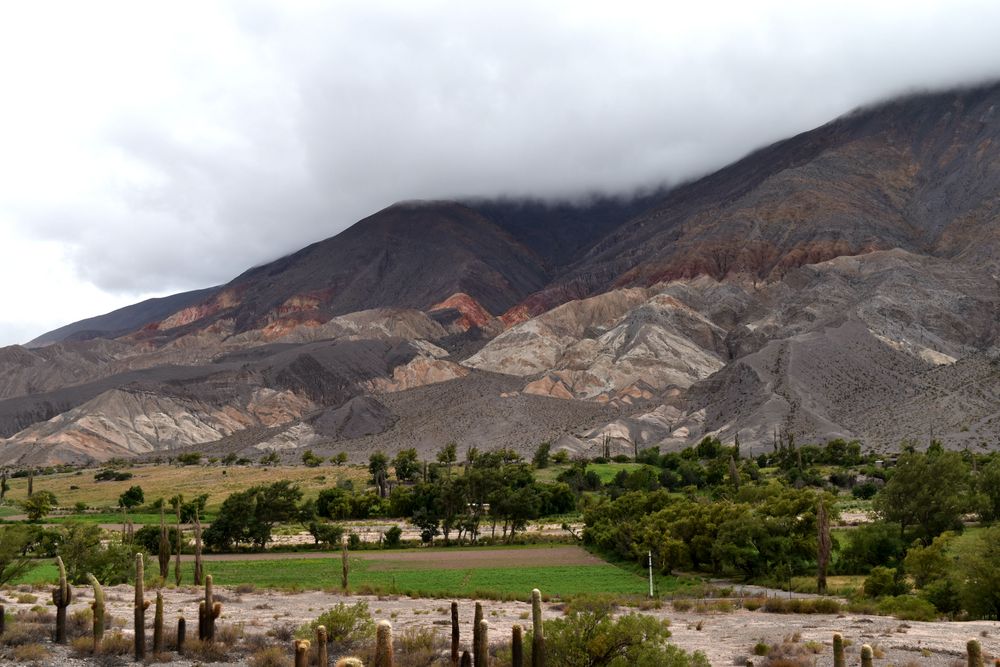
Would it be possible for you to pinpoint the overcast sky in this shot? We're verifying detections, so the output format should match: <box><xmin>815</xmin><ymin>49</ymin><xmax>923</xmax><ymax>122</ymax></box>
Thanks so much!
<box><xmin>2</xmin><ymin>1</ymin><xmax>1000</xmax><ymax>346</ymax></box>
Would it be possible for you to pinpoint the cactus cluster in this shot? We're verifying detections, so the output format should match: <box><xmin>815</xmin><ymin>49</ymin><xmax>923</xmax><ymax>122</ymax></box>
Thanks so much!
<box><xmin>199</xmin><ymin>574</ymin><xmax>222</xmax><ymax>641</ymax></box>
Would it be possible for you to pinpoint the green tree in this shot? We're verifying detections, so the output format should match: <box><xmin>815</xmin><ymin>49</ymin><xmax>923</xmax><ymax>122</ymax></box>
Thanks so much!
<box><xmin>534</xmin><ymin>598</ymin><xmax>709</xmax><ymax>666</ymax></box>
<box><xmin>956</xmin><ymin>525</ymin><xmax>1000</xmax><ymax>619</ymax></box>
<box><xmin>118</xmin><ymin>485</ymin><xmax>145</xmax><ymax>510</ymax></box>
<box><xmin>874</xmin><ymin>449</ymin><xmax>971</xmax><ymax>543</ymax></box>
<box><xmin>975</xmin><ymin>456</ymin><xmax>1000</xmax><ymax>523</ymax></box>
<box><xmin>903</xmin><ymin>532</ymin><xmax>954</xmax><ymax>588</ymax></box>
<box><xmin>0</xmin><ymin>525</ymin><xmax>37</xmax><ymax>585</ymax></box>
<box><xmin>302</xmin><ymin>450</ymin><xmax>324</xmax><ymax>467</ymax></box>
<box><xmin>369</xmin><ymin>451</ymin><xmax>389</xmax><ymax>495</ymax></box>
<box><xmin>334</xmin><ymin>452</ymin><xmax>348</xmax><ymax>466</ymax></box>
<box><xmin>57</xmin><ymin>522</ymin><xmax>140</xmax><ymax>584</ymax></box>
<box><xmin>392</xmin><ymin>448</ymin><xmax>419</xmax><ymax>482</ymax></box>
<box><xmin>533</xmin><ymin>442</ymin><xmax>551</xmax><ymax>469</ymax></box>
<box><xmin>203</xmin><ymin>481</ymin><xmax>304</xmax><ymax>551</ymax></box>
<box><xmin>20</xmin><ymin>490</ymin><xmax>57</xmax><ymax>521</ymax></box>
<box><xmin>436</xmin><ymin>442</ymin><xmax>457</xmax><ymax>474</ymax></box>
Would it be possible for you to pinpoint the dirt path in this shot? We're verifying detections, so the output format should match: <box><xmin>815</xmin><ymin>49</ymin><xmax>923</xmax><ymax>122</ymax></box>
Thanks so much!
<box><xmin>172</xmin><ymin>545</ymin><xmax>597</xmax><ymax>566</ymax></box>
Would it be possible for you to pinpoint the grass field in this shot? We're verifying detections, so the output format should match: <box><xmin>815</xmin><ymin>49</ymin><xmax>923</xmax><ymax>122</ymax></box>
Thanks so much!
<box><xmin>15</xmin><ymin>545</ymin><xmax>669</xmax><ymax>600</ymax></box>
<box><xmin>534</xmin><ymin>462</ymin><xmax>651</xmax><ymax>484</ymax></box>
<box><xmin>2</xmin><ymin>464</ymin><xmax>368</xmax><ymax>514</ymax></box>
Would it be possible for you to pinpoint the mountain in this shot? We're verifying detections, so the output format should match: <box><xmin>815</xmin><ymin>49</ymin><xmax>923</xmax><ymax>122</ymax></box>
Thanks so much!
<box><xmin>26</xmin><ymin>286</ymin><xmax>220</xmax><ymax>347</ymax></box>
<box><xmin>4</xmin><ymin>82</ymin><xmax>1000</xmax><ymax>465</ymax></box>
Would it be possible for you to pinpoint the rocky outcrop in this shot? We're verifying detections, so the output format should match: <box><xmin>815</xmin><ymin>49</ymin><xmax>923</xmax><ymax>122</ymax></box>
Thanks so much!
<box><xmin>466</xmin><ymin>289</ymin><xmax>726</xmax><ymax>401</ymax></box>
<box><xmin>0</xmin><ymin>387</ymin><xmax>314</xmax><ymax>465</ymax></box>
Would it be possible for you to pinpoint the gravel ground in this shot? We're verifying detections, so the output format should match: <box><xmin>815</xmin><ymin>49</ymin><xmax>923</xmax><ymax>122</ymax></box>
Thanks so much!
<box><xmin>3</xmin><ymin>583</ymin><xmax>998</xmax><ymax>666</ymax></box>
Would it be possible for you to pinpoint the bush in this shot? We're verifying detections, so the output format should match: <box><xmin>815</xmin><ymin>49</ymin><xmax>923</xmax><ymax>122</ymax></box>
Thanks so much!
<box><xmin>533</xmin><ymin>598</ymin><xmax>709</xmax><ymax>666</ymax></box>
<box><xmin>384</xmin><ymin>525</ymin><xmax>403</xmax><ymax>547</ymax></box>
<box><xmin>298</xmin><ymin>601</ymin><xmax>375</xmax><ymax>649</ymax></box>
<box><xmin>249</xmin><ymin>646</ymin><xmax>292</xmax><ymax>667</ymax></box>
<box><xmin>12</xmin><ymin>643</ymin><xmax>51</xmax><ymax>663</ymax></box>
<box><xmin>95</xmin><ymin>469</ymin><xmax>133</xmax><ymax>482</ymax></box>
<box><xmin>877</xmin><ymin>595</ymin><xmax>938</xmax><ymax>621</ymax></box>
<box><xmin>863</xmin><ymin>566</ymin><xmax>910</xmax><ymax>598</ymax></box>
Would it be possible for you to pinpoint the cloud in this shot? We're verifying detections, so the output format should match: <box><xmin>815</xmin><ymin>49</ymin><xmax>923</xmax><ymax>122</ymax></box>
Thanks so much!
<box><xmin>2</xmin><ymin>0</ymin><xmax>1000</xmax><ymax>344</ymax></box>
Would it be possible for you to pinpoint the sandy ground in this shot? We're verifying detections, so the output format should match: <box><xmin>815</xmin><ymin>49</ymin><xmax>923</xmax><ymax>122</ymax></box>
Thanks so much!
<box><xmin>2</xmin><ymin>582</ymin><xmax>998</xmax><ymax>666</ymax></box>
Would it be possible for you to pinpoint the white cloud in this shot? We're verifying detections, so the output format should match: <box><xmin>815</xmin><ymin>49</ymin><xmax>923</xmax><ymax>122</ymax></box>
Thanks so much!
<box><xmin>2</xmin><ymin>0</ymin><xmax>1000</xmax><ymax>345</ymax></box>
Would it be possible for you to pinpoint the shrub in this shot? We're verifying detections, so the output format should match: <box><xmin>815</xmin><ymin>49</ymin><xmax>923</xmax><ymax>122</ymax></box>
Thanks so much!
<box><xmin>184</xmin><ymin>638</ymin><xmax>231</xmax><ymax>662</ymax></box>
<box><xmin>2</xmin><ymin>622</ymin><xmax>47</xmax><ymax>646</ymax></box>
<box><xmin>249</xmin><ymin>646</ymin><xmax>292</xmax><ymax>667</ymax></box>
<box><xmin>863</xmin><ymin>566</ymin><xmax>911</xmax><ymax>598</ymax></box>
<box><xmin>877</xmin><ymin>595</ymin><xmax>938</xmax><ymax>622</ymax></box>
<box><xmin>534</xmin><ymin>598</ymin><xmax>709</xmax><ymax>666</ymax></box>
<box><xmin>297</xmin><ymin>601</ymin><xmax>375</xmax><ymax>649</ymax></box>
<box><xmin>12</xmin><ymin>643</ymin><xmax>51</xmax><ymax>663</ymax></box>
<box><xmin>384</xmin><ymin>525</ymin><xmax>403</xmax><ymax>547</ymax></box>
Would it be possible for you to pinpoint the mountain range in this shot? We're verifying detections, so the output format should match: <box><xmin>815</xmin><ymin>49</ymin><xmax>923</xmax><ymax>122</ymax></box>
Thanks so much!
<box><xmin>3</xmin><ymin>82</ymin><xmax>999</xmax><ymax>465</ymax></box>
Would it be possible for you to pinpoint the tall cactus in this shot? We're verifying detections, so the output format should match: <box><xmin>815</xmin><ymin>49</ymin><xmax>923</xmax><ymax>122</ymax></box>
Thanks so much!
<box><xmin>341</xmin><ymin>538</ymin><xmax>349</xmax><ymax>590</ymax></box>
<box><xmin>295</xmin><ymin>639</ymin><xmax>311</xmax><ymax>667</ymax></box>
<box><xmin>134</xmin><ymin>553</ymin><xmax>150</xmax><ymax>661</ymax></box>
<box><xmin>193</xmin><ymin>509</ymin><xmax>204</xmax><ymax>586</ymax></box>
<box><xmin>460</xmin><ymin>651</ymin><xmax>472</xmax><ymax>667</ymax></box>
<box><xmin>199</xmin><ymin>574</ymin><xmax>221</xmax><ymax>641</ymax></box>
<box><xmin>316</xmin><ymin>625</ymin><xmax>328</xmax><ymax>666</ymax></box>
<box><xmin>968</xmin><ymin>639</ymin><xmax>984</xmax><ymax>667</ymax></box>
<box><xmin>473</xmin><ymin>602</ymin><xmax>483</xmax><ymax>665</ymax></box>
<box><xmin>475</xmin><ymin>619</ymin><xmax>488</xmax><ymax>667</ymax></box>
<box><xmin>512</xmin><ymin>624</ymin><xmax>523</xmax><ymax>667</ymax></box>
<box><xmin>375</xmin><ymin>620</ymin><xmax>394</xmax><ymax>667</ymax></box>
<box><xmin>153</xmin><ymin>591</ymin><xmax>164</xmax><ymax>654</ymax></box>
<box><xmin>860</xmin><ymin>644</ymin><xmax>874</xmax><ymax>667</ymax></box>
<box><xmin>1</xmin><ymin>603</ymin><xmax>6</xmax><ymax>638</ymax></box>
<box><xmin>833</xmin><ymin>632</ymin><xmax>845</xmax><ymax>667</ymax></box>
<box><xmin>174</xmin><ymin>499</ymin><xmax>183</xmax><ymax>586</ymax></box>
<box><xmin>451</xmin><ymin>601</ymin><xmax>460</xmax><ymax>665</ymax></box>
<box><xmin>531</xmin><ymin>589</ymin><xmax>545</xmax><ymax>667</ymax></box>
<box><xmin>87</xmin><ymin>573</ymin><xmax>104</xmax><ymax>651</ymax></box>
<box><xmin>177</xmin><ymin>616</ymin><xmax>186</xmax><ymax>655</ymax></box>
<box><xmin>52</xmin><ymin>556</ymin><xmax>72</xmax><ymax>644</ymax></box>
<box><xmin>158</xmin><ymin>504</ymin><xmax>170</xmax><ymax>580</ymax></box>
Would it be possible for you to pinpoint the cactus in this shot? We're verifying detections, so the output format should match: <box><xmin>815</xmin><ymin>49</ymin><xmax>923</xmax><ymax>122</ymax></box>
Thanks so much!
<box><xmin>316</xmin><ymin>625</ymin><xmax>328</xmax><ymax>666</ymax></box>
<box><xmin>52</xmin><ymin>555</ymin><xmax>72</xmax><ymax>644</ymax></box>
<box><xmin>341</xmin><ymin>538</ymin><xmax>349</xmax><ymax>590</ymax></box>
<box><xmin>293</xmin><ymin>639</ymin><xmax>310</xmax><ymax>667</ymax></box>
<box><xmin>193</xmin><ymin>509</ymin><xmax>204</xmax><ymax>586</ymax></box>
<box><xmin>512</xmin><ymin>624</ymin><xmax>523</xmax><ymax>667</ymax></box>
<box><xmin>375</xmin><ymin>620</ymin><xmax>394</xmax><ymax>667</ymax></box>
<box><xmin>87</xmin><ymin>573</ymin><xmax>104</xmax><ymax>651</ymax></box>
<box><xmin>473</xmin><ymin>602</ymin><xmax>483</xmax><ymax>665</ymax></box>
<box><xmin>158</xmin><ymin>504</ymin><xmax>170</xmax><ymax>580</ymax></box>
<box><xmin>833</xmin><ymin>632</ymin><xmax>845</xmax><ymax>667</ymax></box>
<box><xmin>460</xmin><ymin>651</ymin><xmax>472</xmax><ymax>667</ymax></box>
<box><xmin>27</xmin><ymin>470</ymin><xmax>33</xmax><ymax>497</ymax></box>
<box><xmin>199</xmin><ymin>574</ymin><xmax>222</xmax><ymax>641</ymax></box>
<box><xmin>861</xmin><ymin>644</ymin><xmax>873</xmax><ymax>667</ymax></box>
<box><xmin>1</xmin><ymin>603</ymin><xmax>5</xmax><ymax>638</ymax></box>
<box><xmin>451</xmin><ymin>601</ymin><xmax>460</xmax><ymax>665</ymax></box>
<box><xmin>153</xmin><ymin>592</ymin><xmax>164</xmax><ymax>654</ymax></box>
<box><xmin>174</xmin><ymin>500</ymin><xmax>183</xmax><ymax>586</ymax></box>
<box><xmin>134</xmin><ymin>553</ymin><xmax>150</xmax><ymax>660</ymax></box>
<box><xmin>531</xmin><ymin>589</ymin><xmax>545</xmax><ymax>667</ymax></box>
<box><xmin>475</xmin><ymin>619</ymin><xmax>488</xmax><ymax>667</ymax></box>
<box><xmin>177</xmin><ymin>616</ymin><xmax>186</xmax><ymax>655</ymax></box>
<box><xmin>969</xmin><ymin>639</ymin><xmax>984</xmax><ymax>667</ymax></box>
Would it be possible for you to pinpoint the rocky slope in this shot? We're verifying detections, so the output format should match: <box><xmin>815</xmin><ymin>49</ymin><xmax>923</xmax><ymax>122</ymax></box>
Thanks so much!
<box><xmin>5</xmin><ymin>82</ymin><xmax>1000</xmax><ymax>464</ymax></box>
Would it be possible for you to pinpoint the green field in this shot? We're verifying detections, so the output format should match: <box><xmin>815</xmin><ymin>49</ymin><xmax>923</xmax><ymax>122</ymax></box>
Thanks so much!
<box><xmin>534</xmin><ymin>462</ymin><xmax>651</xmax><ymax>484</ymax></box>
<box><xmin>15</xmin><ymin>546</ymin><xmax>668</xmax><ymax>600</ymax></box>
